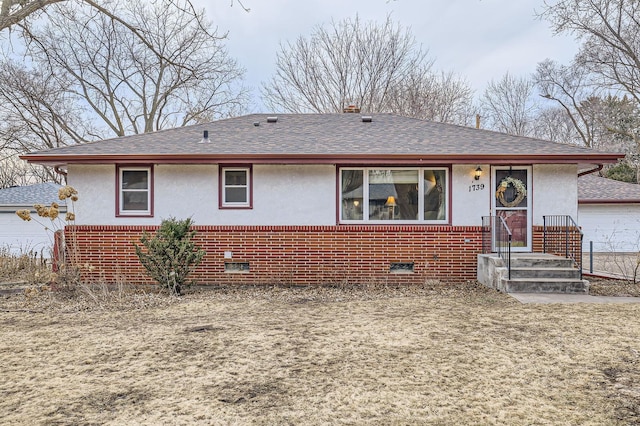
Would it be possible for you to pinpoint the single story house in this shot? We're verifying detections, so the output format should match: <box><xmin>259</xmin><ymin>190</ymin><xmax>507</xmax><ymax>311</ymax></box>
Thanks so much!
<box><xmin>578</xmin><ymin>173</ymin><xmax>640</xmax><ymax>252</ymax></box>
<box><xmin>0</xmin><ymin>182</ymin><xmax>65</xmax><ymax>256</ymax></box>
<box><xmin>21</xmin><ymin>113</ymin><xmax>624</xmax><ymax>285</ymax></box>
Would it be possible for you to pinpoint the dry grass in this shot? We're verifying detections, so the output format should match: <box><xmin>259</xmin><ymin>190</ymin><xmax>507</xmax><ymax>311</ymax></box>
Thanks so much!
<box><xmin>1</xmin><ymin>281</ymin><xmax>640</xmax><ymax>425</ymax></box>
<box><xmin>0</xmin><ymin>247</ymin><xmax>50</xmax><ymax>285</ymax></box>
<box><xmin>590</xmin><ymin>277</ymin><xmax>640</xmax><ymax>297</ymax></box>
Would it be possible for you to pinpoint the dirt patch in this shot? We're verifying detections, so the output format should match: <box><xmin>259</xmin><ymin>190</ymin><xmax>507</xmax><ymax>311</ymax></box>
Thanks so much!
<box><xmin>1</xmin><ymin>282</ymin><xmax>639</xmax><ymax>425</ymax></box>
<box><xmin>600</xmin><ymin>348</ymin><xmax>640</xmax><ymax>424</ymax></box>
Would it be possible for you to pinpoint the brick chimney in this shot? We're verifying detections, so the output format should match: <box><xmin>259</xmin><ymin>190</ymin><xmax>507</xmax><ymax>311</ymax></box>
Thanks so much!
<box><xmin>343</xmin><ymin>105</ymin><xmax>360</xmax><ymax>113</ymax></box>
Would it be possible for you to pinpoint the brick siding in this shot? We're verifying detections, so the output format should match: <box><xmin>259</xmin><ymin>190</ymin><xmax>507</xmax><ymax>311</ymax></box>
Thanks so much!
<box><xmin>532</xmin><ymin>225</ymin><xmax>582</xmax><ymax>259</ymax></box>
<box><xmin>65</xmin><ymin>225</ymin><xmax>489</xmax><ymax>286</ymax></box>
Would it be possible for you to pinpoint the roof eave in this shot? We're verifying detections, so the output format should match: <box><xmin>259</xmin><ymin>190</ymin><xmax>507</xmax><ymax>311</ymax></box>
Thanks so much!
<box><xmin>20</xmin><ymin>152</ymin><xmax>625</xmax><ymax>167</ymax></box>
<box><xmin>579</xmin><ymin>199</ymin><xmax>640</xmax><ymax>204</ymax></box>
<box><xmin>0</xmin><ymin>205</ymin><xmax>67</xmax><ymax>211</ymax></box>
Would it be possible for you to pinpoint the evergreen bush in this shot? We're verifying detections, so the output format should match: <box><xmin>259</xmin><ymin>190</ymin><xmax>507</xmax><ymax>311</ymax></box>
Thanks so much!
<box><xmin>134</xmin><ymin>217</ymin><xmax>205</xmax><ymax>295</ymax></box>
<box><xmin>605</xmin><ymin>162</ymin><xmax>637</xmax><ymax>183</ymax></box>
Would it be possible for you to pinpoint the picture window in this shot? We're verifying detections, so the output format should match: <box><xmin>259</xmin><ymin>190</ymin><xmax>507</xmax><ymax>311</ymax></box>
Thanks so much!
<box><xmin>340</xmin><ymin>167</ymin><xmax>447</xmax><ymax>223</ymax></box>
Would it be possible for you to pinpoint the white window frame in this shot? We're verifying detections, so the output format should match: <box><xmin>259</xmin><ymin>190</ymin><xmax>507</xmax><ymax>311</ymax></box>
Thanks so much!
<box><xmin>221</xmin><ymin>167</ymin><xmax>251</xmax><ymax>208</ymax></box>
<box><xmin>339</xmin><ymin>167</ymin><xmax>449</xmax><ymax>224</ymax></box>
<box><xmin>118</xmin><ymin>166</ymin><xmax>152</xmax><ymax>216</ymax></box>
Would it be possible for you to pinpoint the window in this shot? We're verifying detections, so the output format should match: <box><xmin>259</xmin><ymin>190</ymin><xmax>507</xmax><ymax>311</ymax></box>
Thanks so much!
<box><xmin>117</xmin><ymin>166</ymin><xmax>152</xmax><ymax>216</ymax></box>
<box><xmin>220</xmin><ymin>167</ymin><xmax>252</xmax><ymax>208</ymax></box>
<box><xmin>340</xmin><ymin>167</ymin><xmax>448</xmax><ymax>223</ymax></box>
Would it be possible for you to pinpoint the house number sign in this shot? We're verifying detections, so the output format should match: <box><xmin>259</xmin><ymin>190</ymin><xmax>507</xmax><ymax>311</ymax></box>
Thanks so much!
<box><xmin>468</xmin><ymin>183</ymin><xmax>485</xmax><ymax>192</ymax></box>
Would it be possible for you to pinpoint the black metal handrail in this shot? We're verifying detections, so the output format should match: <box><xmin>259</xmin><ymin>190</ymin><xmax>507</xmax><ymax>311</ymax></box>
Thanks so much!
<box><xmin>543</xmin><ymin>215</ymin><xmax>583</xmax><ymax>279</ymax></box>
<box><xmin>482</xmin><ymin>216</ymin><xmax>513</xmax><ymax>280</ymax></box>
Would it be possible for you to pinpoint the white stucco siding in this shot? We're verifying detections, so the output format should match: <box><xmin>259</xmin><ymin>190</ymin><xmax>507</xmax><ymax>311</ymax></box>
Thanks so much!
<box><xmin>69</xmin><ymin>164</ymin><xmax>336</xmax><ymax>226</ymax></box>
<box><xmin>579</xmin><ymin>204</ymin><xmax>640</xmax><ymax>252</ymax></box>
<box><xmin>68</xmin><ymin>165</ymin><xmax>116</xmax><ymax>225</ymax></box>
<box><xmin>214</xmin><ymin>165</ymin><xmax>335</xmax><ymax>225</ymax></box>
<box><xmin>532</xmin><ymin>164</ymin><xmax>578</xmax><ymax>225</ymax></box>
<box><xmin>452</xmin><ymin>164</ymin><xmax>578</xmax><ymax>226</ymax></box>
<box><xmin>0</xmin><ymin>211</ymin><xmax>55</xmax><ymax>255</ymax></box>
<box><xmin>451</xmin><ymin>164</ymin><xmax>491</xmax><ymax>226</ymax></box>
<box><xmin>69</xmin><ymin>163</ymin><xmax>580</xmax><ymax>227</ymax></box>
<box><xmin>154</xmin><ymin>164</ymin><xmax>218</xmax><ymax>222</ymax></box>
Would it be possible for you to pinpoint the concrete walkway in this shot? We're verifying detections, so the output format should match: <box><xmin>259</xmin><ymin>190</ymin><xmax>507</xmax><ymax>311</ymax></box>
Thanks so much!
<box><xmin>510</xmin><ymin>293</ymin><xmax>640</xmax><ymax>304</ymax></box>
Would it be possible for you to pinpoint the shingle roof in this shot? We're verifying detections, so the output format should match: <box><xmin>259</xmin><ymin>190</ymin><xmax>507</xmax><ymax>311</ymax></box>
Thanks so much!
<box><xmin>0</xmin><ymin>183</ymin><xmax>64</xmax><ymax>206</ymax></box>
<box><xmin>578</xmin><ymin>174</ymin><xmax>640</xmax><ymax>203</ymax></box>
<box><xmin>22</xmin><ymin>113</ymin><xmax>623</xmax><ymax>166</ymax></box>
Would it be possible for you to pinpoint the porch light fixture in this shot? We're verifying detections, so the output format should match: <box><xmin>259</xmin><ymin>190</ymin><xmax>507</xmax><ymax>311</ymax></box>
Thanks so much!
<box><xmin>474</xmin><ymin>166</ymin><xmax>483</xmax><ymax>180</ymax></box>
<box><xmin>200</xmin><ymin>130</ymin><xmax>210</xmax><ymax>144</ymax></box>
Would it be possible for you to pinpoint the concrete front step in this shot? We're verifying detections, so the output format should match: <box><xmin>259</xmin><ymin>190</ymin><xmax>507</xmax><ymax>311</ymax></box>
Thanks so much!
<box><xmin>478</xmin><ymin>253</ymin><xmax>588</xmax><ymax>294</ymax></box>
<box><xmin>509</xmin><ymin>267</ymin><xmax>582</xmax><ymax>280</ymax></box>
<box><xmin>502</xmin><ymin>278</ymin><xmax>588</xmax><ymax>294</ymax></box>
<box><xmin>510</xmin><ymin>256</ymin><xmax>576</xmax><ymax>269</ymax></box>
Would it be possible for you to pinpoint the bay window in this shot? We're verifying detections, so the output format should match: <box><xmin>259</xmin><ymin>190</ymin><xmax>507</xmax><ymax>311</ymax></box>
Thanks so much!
<box><xmin>340</xmin><ymin>167</ymin><xmax>448</xmax><ymax>223</ymax></box>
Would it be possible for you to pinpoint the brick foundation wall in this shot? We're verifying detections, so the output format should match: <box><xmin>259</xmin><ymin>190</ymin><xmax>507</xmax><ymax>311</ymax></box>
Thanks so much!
<box><xmin>65</xmin><ymin>225</ymin><xmax>485</xmax><ymax>286</ymax></box>
<box><xmin>533</xmin><ymin>226</ymin><xmax>544</xmax><ymax>253</ymax></box>
<box><xmin>532</xmin><ymin>225</ymin><xmax>581</xmax><ymax>258</ymax></box>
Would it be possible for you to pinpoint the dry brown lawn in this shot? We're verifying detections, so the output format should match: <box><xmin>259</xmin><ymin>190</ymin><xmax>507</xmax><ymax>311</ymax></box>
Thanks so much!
<box><xmin>1</xmin><ymin>281</ymin><xmax>639</xmax><ymax>425</ymax></box>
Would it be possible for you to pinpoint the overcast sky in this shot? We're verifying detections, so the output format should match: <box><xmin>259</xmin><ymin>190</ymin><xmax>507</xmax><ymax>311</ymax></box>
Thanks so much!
<box><xmin>199</xmin><ymin>0</ymin><xmax>579</xmax><ymax>112</ymax></box>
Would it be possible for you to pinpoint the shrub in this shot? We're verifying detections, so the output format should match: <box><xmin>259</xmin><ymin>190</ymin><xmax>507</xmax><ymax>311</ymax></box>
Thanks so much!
<box><xmin>605</xmin><ymin>161</ymin><xmax>637</xmax><ymax>183</ymax></box>
<box><xmin>134</xmin><ymin>217</ymin><xmax>205</xmax><ymax>295</ymax></box>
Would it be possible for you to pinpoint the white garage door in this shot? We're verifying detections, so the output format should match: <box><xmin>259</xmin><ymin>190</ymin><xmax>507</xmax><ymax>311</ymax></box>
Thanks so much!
<box><xmin>0</xmin><ymin>212</ymin><xmax>54</xmax><ymax>256</ymax></box>
<box><xmin>579</xmin><ymin>204</ymin><xmax>640</xmax><ymax>252</ymax></box>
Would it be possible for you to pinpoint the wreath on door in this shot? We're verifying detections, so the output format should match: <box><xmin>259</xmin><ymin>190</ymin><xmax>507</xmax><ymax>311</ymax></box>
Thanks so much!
<box><xmin>496</xmin><ymin>177</ymin><xmax>527</xmax><ymax>207</ymax></box>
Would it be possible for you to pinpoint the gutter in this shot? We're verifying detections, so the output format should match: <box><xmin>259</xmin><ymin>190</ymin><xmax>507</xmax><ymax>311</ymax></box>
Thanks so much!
<box><xmin>21</xmin><ymin>153</ymin><xmax>626</xmax><ymax>167</ymax></box>
<box><xmin>579</xmin><ymin>199</ymin><xmax>640</xmax><ymax>205</ymax></box>
<box><xmin>578</xmin><ymin>164</ymin><xmax>603</xmax><ymax>177</ymax></box>
<box><xmin>0</xmin><ymin>205</ymin><xmax>67</xmax><ymax>213</ymax></box>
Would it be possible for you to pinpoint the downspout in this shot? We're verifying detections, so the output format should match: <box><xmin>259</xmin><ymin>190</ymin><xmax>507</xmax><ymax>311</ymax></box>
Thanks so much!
<box><xmin>52</xmin><ymin>165</ymin><xmax>68</xmax><ymax>272</ymax></box>
<box><xmin>54</xmin><ymin>166</ymin><xmax>68</xmax><ymax>177</ymax></box>
<box><xmin>577</xmin><ymin>164</ymin><xmax>603</xmax><ymax>177</ymax></box>
<box><xmin>54</xmin><ymin>165</ymin><xmax>68</xmax><ymax>184</ymax></box>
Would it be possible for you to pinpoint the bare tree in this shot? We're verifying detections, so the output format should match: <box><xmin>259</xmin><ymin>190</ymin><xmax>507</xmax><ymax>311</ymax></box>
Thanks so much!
<box><xmin>1</xmin><ymin>0</ymin><xmax>216</xmax><ymax>72</ymax></box>
<box><xmin>535</xmin><ymin>58</ymin><xmax>640</xmax><ymax>151</ymax></box>
<box><xmin>0</xmin><ymin>59</ymin><xmax>96</xmax><ymax>152</ymax></box>
<box><xmin>541</xmin><ymin>0</ymin><xmax>640</xmax><ymax>102</ymax></box>
<box><xmin>539</xmin><ymin>0</ymin><xmax>640</xmax><ymax>148</ymax></box>
<box><xmin>0</xmin><ymin>0</ymin><xmax>247</xmax><ymax>185</ymax></box>
<box><xmin>0</xmin><ymin>151</ymin><xmax>60</xmax><ymax>188</ymax></box>
<box><xmin>535</xmin><ymin>59</ymin><xmax>600</xmax><ymax>147</ymax></box>
<box><xmin>262</xmin><ymin>16</ymin><xmax>464</xmax><ymax>118</ymax></box>
<box><xmin>532</xmin><ymin>106</ymin><xmax>581</xmax><ymax>144</ymax></box>
<box><xmin>2</xmin><ymin>0</ymin><xmax>70</xmax><ymax>31</ymax></box>
<box><xmin>580</xmin><ymin>95</ymin><xmax>640</xmax><ymax>152</ymax></box>
<box><xmin>230</xmin><ymin>0</ymin><xmax>250</xmax><ymax>12</ymax></box>
<box><xmin>479</xmin><ymin>72</ymin><xmax>538</xmax><ymax>136</ymax></box>
<box><xmin>3</xmin><ymin>0</ymin><xmax>247</xmax><ymax>141</ymax></box>
<box><xmin>386</xmin><ymin>68</ymin><xmax>474</xmax><ymax>125</ymax></box>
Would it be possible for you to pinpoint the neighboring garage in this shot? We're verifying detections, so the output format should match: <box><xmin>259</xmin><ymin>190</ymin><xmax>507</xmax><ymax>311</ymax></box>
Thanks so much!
<box><xmin>0</xmin><ymin>183</ymin><xmax>64</xmax><ymax>256</ymax></box>
<box><xmin>578</xmin><ymin>174</ymin><xmax>640</xmax><ymax>252</ymax></box>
